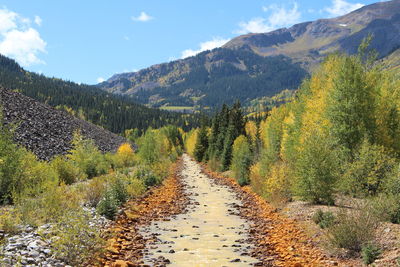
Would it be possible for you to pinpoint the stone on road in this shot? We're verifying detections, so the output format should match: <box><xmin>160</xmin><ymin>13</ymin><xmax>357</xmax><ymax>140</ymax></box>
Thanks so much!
<box><xmin>140</xmin><ymin>154</ymin><xmax>259</xmax><ymax>266</ymax></box>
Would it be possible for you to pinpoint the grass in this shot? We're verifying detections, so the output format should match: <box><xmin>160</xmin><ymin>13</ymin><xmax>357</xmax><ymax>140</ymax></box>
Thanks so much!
<box><xmin>160</xmin><ymin>106</ymin><xmax>194</xmax><ymax>111</ymax></box>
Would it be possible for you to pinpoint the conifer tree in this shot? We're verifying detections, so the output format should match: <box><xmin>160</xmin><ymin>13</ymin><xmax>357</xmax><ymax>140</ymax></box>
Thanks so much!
<box><xmin>194</xmin><ymin>126</ymin><xmax>208</xmax><ymax>162</ymax></box>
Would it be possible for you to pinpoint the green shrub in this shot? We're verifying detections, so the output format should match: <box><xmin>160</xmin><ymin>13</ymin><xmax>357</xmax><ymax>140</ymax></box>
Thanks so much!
<box><xmin>68</xmin><ymin>133</ymin><xmax>109</xmax><ymax>179</ymax></box>
<box><xmin>294</xmin><ymin>131</ymin><xmax>340</xmax><ymax>205</ymax></box>
<box><xmin>0</xmin><ymin>122</ymin><xmax>24</xmax><ymax>204</ymax></box>
<box><xmin>135</xmin><ymin>166</ymin><xmax>159</xmax><ymax>188</ymax></box>
<box><xmin>16</xmin><ymin>184</ymin><xmax>80</xmax><ymax>226</ymax></box>
<box><xmin>361</xmin><ymin>243</ymin><xmax>381</xmax><ymax>265</ymax></box>
<box><xmin>341</xmin><ymin>139</ymin><xmax>395</xmax><ymax>197</ymax></box>
<box><xmin>126</xmin><ymin>178</ymin><xmax>145</xmax><ymax>198</ymax></box>
<box><xmin>328</xmin><ymin>204</ymin><xmax>378</xmax><ymax>252</ymax></box>
<box><xmin>84</xmin><ymin>176</ymin><xmax>107</xmax><ymax>207</ymax></box>
<box><xmin>18</xmin><ymin>150</ymin><xmax>59</xmax><ymax>198</ymax></box>
<box><xmin>370</xmin><ymin>194</ymin><xmax>400</xmax><ymax>224</ymax></box>
<box><xmin>51</xmin><ymin>209</ymin><xmax>104</xmax><ymax>265</ymax></box>
<box><xmin>312</xmin><ymin>209</ymin><xmax>336</xmax><ymax>229</ymax></box>
<box><xmin>51</xmin><ymin>156</ymin><xmax>84</xmax><ymax>185</ymax></box>
<box><xmin>0</xmin><ymin>209</ymin><xmax>21</xmax><ymax>234</ymax></box>
<box><xmin>110</xmin><ymin>176</ymin><xmax>128</xmax><ymax>205</ymax></box>
<box><xmin>96</xmin><ymin>189</ymin><xmax>118</xmax><ymax>220</ymax></box>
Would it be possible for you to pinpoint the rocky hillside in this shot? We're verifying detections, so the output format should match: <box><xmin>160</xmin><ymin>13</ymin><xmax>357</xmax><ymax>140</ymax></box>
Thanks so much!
<box><xmin>98</xmin><ymin>0</ymin><xmax>400</xmax><ymax>110</ymax></box>
<box><xmin>0</xmin><ymin>87</ymin><xmax>125</xmax><ymax>160</ymax></box>
<box><xmin>0</xmin><ymin>54</ymin><xmax>200</xmax><ymax>134</ymax></box>
<box><xmin>224</xmin><ymin>0</ymin><xmax>400</xmax><ymax>70</ymax></box>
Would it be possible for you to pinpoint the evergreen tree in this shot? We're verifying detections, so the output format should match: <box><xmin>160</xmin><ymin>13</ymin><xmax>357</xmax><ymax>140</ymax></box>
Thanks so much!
<box><xmin>194</xmin><ymin>126</ymin><xmax>208</xmax><ymax>162</ymax></box>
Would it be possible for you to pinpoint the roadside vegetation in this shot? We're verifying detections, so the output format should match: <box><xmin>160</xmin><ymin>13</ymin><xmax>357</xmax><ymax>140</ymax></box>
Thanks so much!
<box><xmin>0</xmin><ymin>120</ymin><xmax>183</xmax><ymax>265</ymax></box>
<box><xmin>186</xmin><ymin>38</ymin><xmax>400</xmax><ymax>263</ymax></box>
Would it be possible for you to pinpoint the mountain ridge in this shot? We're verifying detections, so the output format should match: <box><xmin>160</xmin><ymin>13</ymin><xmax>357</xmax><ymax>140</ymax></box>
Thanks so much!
<box><xmin>98</xmin><ymin>0</ymin><xmax>400</xmax><ymax>110</ymax></box>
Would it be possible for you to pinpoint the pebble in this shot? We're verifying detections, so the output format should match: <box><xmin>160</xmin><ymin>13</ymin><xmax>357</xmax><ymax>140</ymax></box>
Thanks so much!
<box><xmin>0</xmin><ymin>206</ymin><xmax>110</xmax><ymax>266</ymax></box>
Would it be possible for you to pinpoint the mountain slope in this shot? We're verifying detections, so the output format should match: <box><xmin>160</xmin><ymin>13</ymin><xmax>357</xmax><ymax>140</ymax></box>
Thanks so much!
<box><xmin>0</xmin><ymin>54</ymin><xmax>199</xmax><ymax>133</ymax></box>
<box><xmin>98</xmin><ymin>0</ymin><xmax>400</xmax><ymax>109</ymax></box>
<box><xmin>0</xmin><ymin>87</ymin><xmax>125</xmax><ymax>160</ymax></box>
<box><xmin>224</xmin><ymin>0</ymin><xmax>400</xmax><ymax>69</ymax></box>
<box><xmin>99</xmin><ymin>49</ymin><xmax>307</xmax><ymax>108</ymax></box>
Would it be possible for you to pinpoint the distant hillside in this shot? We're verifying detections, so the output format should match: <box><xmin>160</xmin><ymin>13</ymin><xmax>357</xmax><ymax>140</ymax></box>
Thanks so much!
<box><xmin>0</xmin><ymin>54</ymin><xmax>200</xmax><ymax>134</ymax></box>
<box><xmin>98</xmin><ymin>0</ymin><xmax>400</xmax><ymax>110</ymax></box>
<box><xmin>99</xmin><ymin>49</ymin><xmax>306</xmax><ymax>109</ymax></box>
<box><xmin>224</xmin><ymin>0</ymin><xmax>400</xmax><ymax>70</ymax></box>
<box><xmin>0</xmin><ymin>87</ymin><xmax>125</xmax><ymax>160</ymax></box>
<box><xmin>380</xmin><ymin>47</ymin><xmax>400</xmax><ymax>75</ymax></box>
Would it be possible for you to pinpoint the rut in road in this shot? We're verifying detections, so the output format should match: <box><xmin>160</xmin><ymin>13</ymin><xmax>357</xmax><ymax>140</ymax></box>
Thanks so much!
<box><xmin>140</xmin><ymin>154</ymin><xmax>260</xmax><ymax>266</ymax></box>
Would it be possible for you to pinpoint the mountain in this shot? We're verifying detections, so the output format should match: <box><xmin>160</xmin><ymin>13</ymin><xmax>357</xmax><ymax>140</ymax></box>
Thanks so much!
<box><xmin>380</xmin><ymin>47</ymin><xmax>400</xmax><ymax>75</ymax></box>
<box><xmin>98</xmin><ymin>49</ymin><xmax>306</xmax><ymax>109</ymax></box>
<box><xmin>0</xmin><ymin>87</ymin><xmax>125</xmax><ymax>160</ymax></box>
<box><xmin>224</xmin><ymin>0</ymin><xmax>400</xmax><ymax>70</ymax></box>
<box><xmin>98</xmin><ymin>0</ymin><xmax>400</xmax><ymax>110</ymax></box>
<box><xmin>0</xmin><ymin>54</ymin><xmax>200</xmax><ymax>134</ymax></box>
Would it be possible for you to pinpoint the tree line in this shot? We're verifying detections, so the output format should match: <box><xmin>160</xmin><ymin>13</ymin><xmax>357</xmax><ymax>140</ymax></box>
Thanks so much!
<box><xmin>0</xmin><ymin>54</ymin><xmax>201</xmax><ymax>134</ymax></box>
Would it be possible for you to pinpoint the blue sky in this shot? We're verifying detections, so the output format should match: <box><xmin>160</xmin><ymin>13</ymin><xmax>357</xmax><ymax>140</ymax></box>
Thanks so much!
<box><xmin>0</xmin><ymin>0</ymin><xmax>381</xmax><ymax>84</ymax></box>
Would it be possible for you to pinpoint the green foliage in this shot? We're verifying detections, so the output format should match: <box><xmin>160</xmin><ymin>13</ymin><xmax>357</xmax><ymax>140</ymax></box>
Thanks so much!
<box><xmin>207</xmin><ymin>103</ymin><xmax>246</xmax><ymax>171</ymax></box>
<box><xmin>0</xmin><ymin>121</ymin><xmax>23</xmax><ymax>204</ymax></box>
<box><xmin>361</xmin><ymin>243</ymin><xmax>381</xmax><ymax>265</ymax></box>
<box><xmin>84</xmin><ymin>176</ymin><xmax>107</xmax><ymax>207</ymax></box>
<box><xmin>110</xmin><ymin>176</ymin><xmax>129</xmax><ymax>205</ymax></box>
<box><xmin>294</xmin><ymin>131</ymin><xmax>339</xmax><ymax>205</ymax></box>
<box><xmin>326</xmin><ymin>55</ymin><xmax>376</xmax><ymax>156</ymax></box>
<box><xmin>231</xmin><ymin>135</ymin><xmax>252</xmax><ymax>186</ymax></box>
<box><xmin>68</xmin><ymin>132</ymin><xmax>109</xmax><ymax>179</ymax></box>
<box><xmin>0</xmin><ymin>54</ymin><xmax>200</xmax><ymax>134</ymax></box>
<box><xmin>328</xmin><ymin>204</ymin><xmax>378</xmax><ymax>252</ymax></box>
<box><xmin>16</xmin><ymin>184</ymin><xmax>80</xmax><ymax>226</ymax></box>
<box><xmin>51</xmin><ymin>156</ymin><xmax>84</xmax><ymax>185</ymax></box>
<box><xmin>137</xmin><ymin>129</ymin><xmax>159</xmax><ymax>165</ymax></box>
<box><xmin>312</xmin><ymin>209</ymin><xmax>336</xmax><ymax>229</ymax></box>
<box><xmin>17</xmin><ymin>150</ymin><xmax>59</xmax><ymax>199</ymax></box>
<box><xmin>135</xmin><ymin>166</ymin><xmax>159</xmax><ymax>188</ymax></box>
<box><xmin>126</xmin><ymin>178</ymin><xmax>146</xmax><ymax>198</ymax></box>
<box><xmin>96</xmin><ymin>189</ymin><xmax>119</xmax><ymax>220</ymax></box>
<box><xmin>0</xmin><ymin>209</ymin><xmax>21</xmax><ymax>234</ymax></box>
<box><xmin>194</xmin><ymin>126</ymin><xmax>208</xmax><ymax>162</ymax></box>
<box><xmin>369</xmin><ymin>194</ymin><xmax>400</xmax><ymax>224</ymax></box>
<box><xmin>341</xmin><ymin>139</ymin><xmax>396</xmax><ymax>197</ymax></box>
<box><xmin>51</xmin><ymin>210</ymin><xmax>104</xmax><ymax>266</ymax></box>
<box><xmin>128</xmin><ymin>49</ymin><xmax>307</xmax><ymax>108</ymax></box>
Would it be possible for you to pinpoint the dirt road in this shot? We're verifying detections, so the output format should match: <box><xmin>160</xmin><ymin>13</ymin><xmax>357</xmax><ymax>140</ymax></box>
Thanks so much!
<box><xmin>140</xmin><ymin>154</ymin><xmax>259</xmax><ymax>266</ymax></box>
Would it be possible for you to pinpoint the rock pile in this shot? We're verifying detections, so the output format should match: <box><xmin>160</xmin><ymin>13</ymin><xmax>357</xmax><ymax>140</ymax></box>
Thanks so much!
<box><xmin>0</xmin><ymin>87</ymin><xmax>126</xmax><ymax>160</ymax></box>
<box><xmin>0</xmin><ymin>207</ymin><xmax>111</xmax><ymax>267</ymax></box>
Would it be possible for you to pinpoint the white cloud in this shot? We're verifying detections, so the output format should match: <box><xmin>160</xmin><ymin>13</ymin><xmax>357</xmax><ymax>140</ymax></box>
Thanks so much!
<box><xmin>181</xmin><ymin>37</ymin><xmax>229</xmax><ymax>59</ymax></box>
<box><xmin>236</xmin><ymin>2</ymin><xmax>301</xmax><ymax>34</ymax></box>
<box><xmin>123</xmin><ymin>35</ymin><xmax>130</xmax><ymax>41</ymax></box>
<box><xmin>324</xmin><ymin>0</ymin><xmax>364</xmax><ymax>17</ymax></box>
<box><xmin>131</xmin><ymin>11</ymin><xmax>154</xmax><ymax>22</ymax></box>
<box><xmin>0</xmin><ymin>8</ymin><xmax>46</xmax><ymax>67</ymax></box>
<box><xmin>97</xmin><ymin>77</ymin><xmax>105</xmax><ymax>83</ymax></box>
<box><xmin>34</xmin><ymin>15</ymin><xmax>42</xmax><ymax>26</ymax></box>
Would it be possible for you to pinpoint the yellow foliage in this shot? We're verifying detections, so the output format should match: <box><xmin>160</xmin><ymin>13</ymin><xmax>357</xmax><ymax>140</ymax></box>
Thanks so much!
<box><xmin>184</xmin><ymin>129</ymin><xmax>199</xmax><ymax>157</ymax></box>
<box><xmin>264</xmin><ymin>161</ymin><xmax>291</xmax><ymax>204</ymax></box>
<box><xmin>249</xmin><ymin>162</ymin><xmax>266</xmax><ymax>197</ymax></box>
<box><xmin>245</xmin><ymin>121</ymin><xmax>258</xmax><ymax>145</ymax></box>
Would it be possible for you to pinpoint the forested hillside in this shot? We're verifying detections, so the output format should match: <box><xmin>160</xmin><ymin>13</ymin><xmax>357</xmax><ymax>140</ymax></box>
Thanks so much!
<box><xmin>0</xmin><ymin>54</ymin><xmax>200</xmax><ymax>133</ymax></box>
<box><xmin>99</xmin><ymin>48</ymin><xmax>307</xmax><ymax>109</ymax></box>
<box><xmin>99</xmin><ymin>0</ymin><xmax>400</xmax><ymax>113</ymax></box>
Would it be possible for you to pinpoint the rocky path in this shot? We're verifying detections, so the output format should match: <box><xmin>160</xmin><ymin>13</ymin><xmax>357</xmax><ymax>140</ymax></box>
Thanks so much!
<box><xmin>104</xmin><ymin>155</ymin><xmax>341</xmax><ymax>267</ymax></box>
<box><xmin>140</xmin><ymin>154</ymin><xmax>259</xmax><ymax>266</ymax></box>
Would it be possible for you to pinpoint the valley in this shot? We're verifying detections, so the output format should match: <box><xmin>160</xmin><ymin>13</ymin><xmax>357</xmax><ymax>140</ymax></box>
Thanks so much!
<box><xmin>1</xmin><ymin>0</ymin><xmax>400</xmax><ymax>266</ymax></box>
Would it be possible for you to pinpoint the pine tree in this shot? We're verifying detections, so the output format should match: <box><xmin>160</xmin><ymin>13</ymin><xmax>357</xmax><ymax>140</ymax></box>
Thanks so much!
<box><xmin>194</xmin><ymin>126</ymin><xmax>208</xmax><ymax>162</ymax></box>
